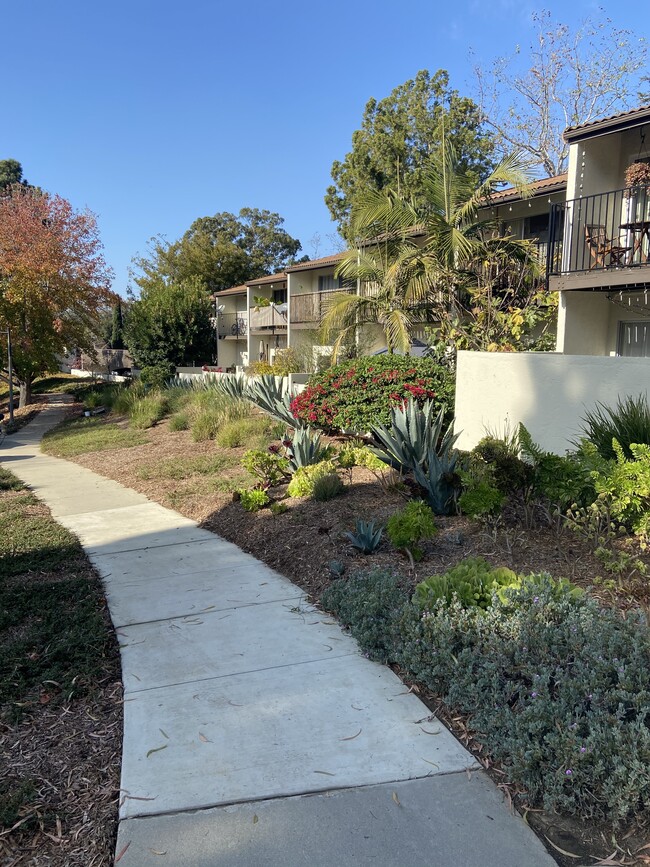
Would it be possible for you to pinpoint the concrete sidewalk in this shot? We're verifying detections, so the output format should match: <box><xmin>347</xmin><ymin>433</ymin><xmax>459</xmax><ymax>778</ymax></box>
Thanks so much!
<box><xmin>1</xmin><ymin>400</ymin><xmax>556</xmax><ymax>866</ymax></box>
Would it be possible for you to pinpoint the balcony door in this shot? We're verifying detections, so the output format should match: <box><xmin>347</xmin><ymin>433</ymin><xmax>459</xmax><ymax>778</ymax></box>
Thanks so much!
<box><xmin>618</xmin><ymin>321</ymin><xmax>650</xmax><ymax>356</ymax></box>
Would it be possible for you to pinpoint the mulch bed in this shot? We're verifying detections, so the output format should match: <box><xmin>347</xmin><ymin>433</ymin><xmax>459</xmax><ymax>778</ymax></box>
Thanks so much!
<box><xmin>53</xmin><ymin>412</ymin><xmax>650</xmax><ymax>865</ymax></box>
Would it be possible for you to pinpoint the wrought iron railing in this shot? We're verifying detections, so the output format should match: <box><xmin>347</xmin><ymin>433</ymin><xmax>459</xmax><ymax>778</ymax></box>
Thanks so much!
<box><xmin>548</xmin><ymin>186</ymin><xmax>650</xmax><ymax>275</ymax></box>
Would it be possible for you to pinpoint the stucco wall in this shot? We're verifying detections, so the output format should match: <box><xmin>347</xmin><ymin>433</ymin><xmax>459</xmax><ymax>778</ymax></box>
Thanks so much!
<box><xmin>454</xmin><ymin>350</ymin><xmax>650</xmax><ymax>454</ymax></box>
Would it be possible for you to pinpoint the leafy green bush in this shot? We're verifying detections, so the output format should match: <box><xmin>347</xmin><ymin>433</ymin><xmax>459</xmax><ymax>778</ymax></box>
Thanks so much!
<box><xmin>337</xmin><ymin>444</ymin><xmax>386</xmax><ymax>471</ymax></box>
<box><xmin>320</xmin><ymin>570</ymin><xmax>408</xmax><ymax>662</ymax></box>
<box><xmin>241</xmin><ymin>450</ymin><xmax>289</xmax><ymax>488</ymax></box>
<box><xmin>398</xmin><ymin>580</ymin><xmax>650</xmax><ymax>823</ymax></box>
<box><xmin>287</xmin><ymin>460</ymin><xmax>337</xmax><ymax>498</ymax></box>
<box><xmin>239</xmin><ymin>489</ymin><xmax>270</xmax><ymax>511</ymax></box>
<box><xmin>473</xmin><ymin>436</ymin><xmax>531</xmax><ymax>495</ymax></box>
<box><xmin>140</xmin><ymin>363</ymin><xmax>175</xmax><ymax>389</ymax></box>
<box><xmin>458</xmin><ymin>478</ymin><xmax>504</xmax><ymax>517</ymax></box>
<box><xmin>290</xmin><ymin>355</ymin><xmax>454</xmax><ymax>433</ymax></box>
<box><xmin>592</xmin><ymin>441</ymin><xmax>650</xmax><ymax>539</ymax></box>
<box><xmin>312</xmin><ymin>473</ymin><xmax>345</xmax><ymax>501</ymax></box>
<box><xmin>415</xmin><ymin>558</ymin><xmax>517</xmax><ymax>610</ymax></box>
<box><xmin>386</xmin><ymin>500</ymin><xmax>436</xmax><ymax>560</ymax></box>
<box><xmin>581</xmin><ymin>393</ymin><xmax>650</xmax><ymax>459</ymax></box>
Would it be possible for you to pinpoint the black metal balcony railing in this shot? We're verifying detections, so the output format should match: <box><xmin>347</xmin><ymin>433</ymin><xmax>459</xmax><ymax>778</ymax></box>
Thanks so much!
<box><xmin>548</xmin><ymin>186</ymin><xmax>650</xmax><ymax>275</ymax></box>
<box><xmin>217</xmin><ymin>312</ymin><xmax>248</xmax><ymax>339</ymax></box>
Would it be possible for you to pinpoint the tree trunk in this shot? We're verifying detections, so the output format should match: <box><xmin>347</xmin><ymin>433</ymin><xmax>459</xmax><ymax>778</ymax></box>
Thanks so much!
<box><xmin>19</xmin><ymin>377</ymin><xmax>32</xmax><ymax>409</ymax></box>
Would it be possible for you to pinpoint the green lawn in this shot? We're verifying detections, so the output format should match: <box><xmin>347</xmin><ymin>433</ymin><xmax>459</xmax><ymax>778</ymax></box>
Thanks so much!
<box><xmin>41</xmin><ymin>416</ymin><xmax>149</xmax><ymax>457</ymax></box>
<box><xmin>0</xmin><ymin>469</ymin><xmax>115</xmax><ymax>719</ymax></box>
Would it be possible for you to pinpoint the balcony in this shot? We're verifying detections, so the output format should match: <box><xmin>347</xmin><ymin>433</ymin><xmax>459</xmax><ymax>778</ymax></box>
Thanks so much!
<box><xmin>249</xmin><ymin>303</ymin><xmax>287</xmax><ymax>332</ymax></box>
<box><xmin>548</xmin><ymin>187</ymin><xmax>650</xmax><ymax>289</ymax></box>
<box><xmin>217</xmin><ymin>312</ymin><xmax>248</xmax><ymax>339</ymax></box>
<box><xmin>290</xmin><ymin>289</ymin><xmax>355</xmax><ymax>325</ymax></box>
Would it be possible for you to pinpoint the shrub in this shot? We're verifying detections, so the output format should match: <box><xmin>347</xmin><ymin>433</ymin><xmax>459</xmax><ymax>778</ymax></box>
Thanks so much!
<box><xmin>473</xmin><ymin>435</ymin><xmax>531</xmax><ymax>495</ymax></box>
<box><xmin>458</xmin><ymin>476</ymin><xmax>504</xmax><ymax>518</ymax></box>
<box><xmin>269</xmin><ymin>501</ymin><xmax>289</xmax><ymax>516</ymax></box>
<box><xmin>320</xmin><ymin>570</ymin><xmax>408</xmax><ymax>662</ymax></box>
<box><xmin>241</xmin><ymin>450</ymin><xmax>289</xmax><ymax>488</ymax></box>
<box><xmin>414</xmin><ymin>559</ymin><xmax>515</xmax><ymax>610</ymax></box>
<box><xmin>130</xmin><ymin>392</ymin><xmax>169</xmax><ymax>429</ymax></box>
<box><xmin>386</xmin><ymin>500</ymin><xmax>437</xmax><ymax>560</ymax></box>
<box><xmin>592</xmin><ymin>441</ymin><xmax>650</xmax><ymax>539</ymax></box>
<box><xmin>581</xmin><ymin>393</ymin><xmax>650</xmax><ymax>460</ymax></box>
<box><xmin>399</xmin><ymin>580</ymin><xmax>650</xmax><ymax>823</ymax></box>
<box><xmin>290</xmin><ymin>355</ymin><xmax>454</xmax><ymax>433</ymax></box>
<box><xmin>216</xmin><ymin>416</ymin><xmax>280</xmax><ymax>448</ymax></box>
<box><xmin>188</xmin><ymin>394</ymin><xmax>250</xmax><ymax>442</ymax></box>
<box><xmin>271</xmin><ymin>347</ymin><xmax>302</xmax><ymax>376</ymax></box>
<box><xmin>239</xmin><ymin>489</ymin><xmax>270</xmax><ymax>511</ymax></box>
<box><xmin>287</xmin><ymin>460</ymin><xmax>337</xmax><ymax>498</ymax></box>
<box><xmin>344</xmin><ymin>519</ymin><xmax>384</xmax><ymax>553</ymax></box>
<box><xmin>169</xmin><ymin>412</ymin><xmax>190</xmax><ymax>431</ymax></box>
<box><xmin>140</xmin><ymin>363</ymin><xmax>175</xmax><ymax>389</ymax></box>
<box><xmin>312</xmin><ymin>473</ymin><xmax>345</xmax><ymax>501</ymax></box>
<box><xmin>247</xmin><ymin>360</ymin><xmax>275</xmax><ymax>376</ymax></box>
<box><xmin>337</xmin><ymin>444</ymin><xmax>386</xmax><ymax>471</ymax></box>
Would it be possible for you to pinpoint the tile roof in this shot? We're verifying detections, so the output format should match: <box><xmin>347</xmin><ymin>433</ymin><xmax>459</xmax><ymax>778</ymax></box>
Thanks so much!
<box><xmin>286</xmin><ymin>252</ymin><xmax>346</xmax><ymax>272</ymax></box>
<box><xmin>246</xmin><ymin>271</ymin><xmax>287</xmax><ymax>287</ymax></box>
<box><xmin>485</xmin><ymin>173</ymin><xmax>567</xmax><ymax>205</ymax></box>
<box><xmin>563</xmin><ymin>105</ymin><xmax>650</xmax><ymax>142</ymax></box>
<box><xmin>213</xmin><ymin>284</ymin><xmax>247</xmax><ymax>297</ymax></box>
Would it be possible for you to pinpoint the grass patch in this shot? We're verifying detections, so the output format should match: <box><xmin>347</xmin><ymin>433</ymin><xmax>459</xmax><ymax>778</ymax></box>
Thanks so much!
<box><xmin>31</xmin><ymin>374</ymin><xmax>101</xmax><ymax>400</ymax></box>
<box><xmin>169</xmin><ymin>411</ymin><xmax>190</xmax><ymax>431</ymax></box>
<box><xmin>41</xmin><ymin>416</ymin><xmax>149</xmax><ymax>457</ymax></box>
<box><xmin>137</xmin><ymin>453</ymin><xmax>238</xmax><ymax>481</ymax></box>
<box><xmin>0</xmin><ymin>467</ymin><xmax>26</xmax><ymax>491</ymax></box>
<box><xmin>0</xmin><ymin>476</ymin><xmax>116</xmax><ymax>720</ymax></box>
<box><xmin>216</xmin><ymin>416</ymin><xmax>284</xmax><ymax>448</ymax></box>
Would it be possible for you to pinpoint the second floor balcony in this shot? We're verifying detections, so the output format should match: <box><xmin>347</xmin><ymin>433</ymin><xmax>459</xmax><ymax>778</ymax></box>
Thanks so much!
<box><xmin>249</xmin><ymin>303</ymin><xmax>288</xmax><ymax>332</ymax></box>
<box><xmin>548</xmin><ymin>186</ymin><xmax>650</xmax><ymax>287</ymax></box>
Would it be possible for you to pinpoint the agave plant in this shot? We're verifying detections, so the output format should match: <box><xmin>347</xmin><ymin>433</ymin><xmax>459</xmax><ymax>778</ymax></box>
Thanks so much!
<box><xmin>344</xmin><ymin>519</ymin><xmax>384</xmax><ymax>554</ymax></box>
<box><xmin>287</xmin><ymin>426</ymin><xmax>325</xmax><ymax>472</ymax></box>
<box><xmin>212</xmin><ymin>373</ymin><xmax>250</xmax><ymax>401</ymax></box>
<box><xmin>370</xmin><ymin>397</ymin><xmax>460</xmax><ymax>515</ymax></box>
<box><xmin>246</xmin><ymin>375</ymin><xmax>303</xmax><ymax>428</ymax></box>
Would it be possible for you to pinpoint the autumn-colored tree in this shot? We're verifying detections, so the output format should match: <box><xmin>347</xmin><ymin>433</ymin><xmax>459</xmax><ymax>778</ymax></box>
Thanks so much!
<box><xmin>0</xmin><ymin>185</ymin><xmax>114</xmax><ymax>406</ymax></box>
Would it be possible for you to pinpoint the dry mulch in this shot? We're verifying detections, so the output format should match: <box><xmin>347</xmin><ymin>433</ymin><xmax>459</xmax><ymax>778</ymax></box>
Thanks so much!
<box><xmin>53</xmin><ymin>412</ymin><xmax>650</xmax><ymax>866</ymax></box>
<box><xmin>0</xmin><ymin>681</ymin><xmax>123</xmax><ymax>867</ymax></box>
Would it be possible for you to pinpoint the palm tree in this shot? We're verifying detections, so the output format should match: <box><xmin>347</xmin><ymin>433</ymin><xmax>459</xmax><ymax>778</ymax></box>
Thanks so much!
<box><xmin>322</xmin><ymin>135</ymin><xmax>547</xmax><ymax>356</ymax></box>
<box><xmin>320</xmin><ymin>231</ymin><xmax>430</xmax><ymax>358</ymax></box>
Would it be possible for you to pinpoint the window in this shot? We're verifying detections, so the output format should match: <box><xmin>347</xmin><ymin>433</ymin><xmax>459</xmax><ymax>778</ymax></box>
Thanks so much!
<box><xmin>318</xmin><ymin>275</ymin><xmax>356</xmax><ymax>292</ymax></box>
<box><xmin>618</xmin><ymin>321</ymin><xmax>650</xmax><ymax>356</ymax></box>
<box><xmin>272</xmin><ymin>287</ymin><xmax>287</xmax><ymax>304</ymax></box>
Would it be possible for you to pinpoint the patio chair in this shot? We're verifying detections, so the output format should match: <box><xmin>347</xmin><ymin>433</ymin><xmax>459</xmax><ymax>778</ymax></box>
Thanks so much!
<box><xmin>585</xmin><ymin>225</ymin><xmax>631</xmax><ymax>269</ymax></box>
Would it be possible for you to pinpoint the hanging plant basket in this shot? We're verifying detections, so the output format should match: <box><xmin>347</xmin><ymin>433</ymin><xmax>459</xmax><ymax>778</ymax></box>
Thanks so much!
<box><xmin>624</xmin><ymin>162</ymin><xmax>650</xmax><ymax>196</ymax></box>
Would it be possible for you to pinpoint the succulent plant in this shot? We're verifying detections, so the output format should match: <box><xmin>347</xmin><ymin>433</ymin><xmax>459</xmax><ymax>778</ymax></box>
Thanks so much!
<box><xmin>344</xmin><ymin>519</ymin><xmax>384</xmax><ymax>554</ymax></box>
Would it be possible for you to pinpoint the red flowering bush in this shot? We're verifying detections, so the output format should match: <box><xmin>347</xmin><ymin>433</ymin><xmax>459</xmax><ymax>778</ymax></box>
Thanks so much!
<box><xmin>290</xmin><ymin>355</ymin><xmax>454</xmax><ymax>433</ymax></box>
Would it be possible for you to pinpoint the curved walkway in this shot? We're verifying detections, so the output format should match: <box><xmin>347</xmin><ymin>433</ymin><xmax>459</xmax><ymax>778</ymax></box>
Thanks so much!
<box><xmin>0</xmin><ymin>400</ymin><xmax>556</xmax><ymax>866</ymax></box>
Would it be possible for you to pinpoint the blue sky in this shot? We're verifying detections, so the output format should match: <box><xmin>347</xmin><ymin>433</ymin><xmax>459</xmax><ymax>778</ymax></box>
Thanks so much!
<box><xmin>3</xmin><ymin>0</ymin><xmax>649</xmax><ymax>294</ymax></box>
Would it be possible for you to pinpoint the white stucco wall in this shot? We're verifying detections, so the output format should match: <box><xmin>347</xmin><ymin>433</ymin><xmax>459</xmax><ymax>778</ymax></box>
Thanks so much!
<box><xmin>454</xmin><ymin>350</ymin><xmax>650</xmax><ymax>454</ymax></box>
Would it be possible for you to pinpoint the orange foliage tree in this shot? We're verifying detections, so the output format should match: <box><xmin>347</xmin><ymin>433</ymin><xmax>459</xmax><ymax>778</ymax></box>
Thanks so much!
<box><xmin>0</xmin><ymin>184</ymin><xmax>114</xmax><ymax>406</ymax></box>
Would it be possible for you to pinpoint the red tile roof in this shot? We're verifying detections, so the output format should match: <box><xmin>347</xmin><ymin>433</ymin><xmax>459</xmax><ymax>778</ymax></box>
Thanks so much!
<box><xmin>485</xmin><ymin>173</ymin><xmax>567</xmax><ymax>205</ymax></box>
<box><xmin>246</xmin><ymin>271</ymin><xmax>287</xmax><ymax>287</ymax></box>
<box><xmin>563</xmin><ymin>105</ymin><xmax>650</xmax><ymax>142</ymax></box>
<box><xmin>213</xmin><ymin>284</ymin><xmax>247</xmax><ymax>297</ymax></box>
<box><xmin>286</xmin><ymin>252</ymin><xmax>346</xmax><ymax>272</ymax></box>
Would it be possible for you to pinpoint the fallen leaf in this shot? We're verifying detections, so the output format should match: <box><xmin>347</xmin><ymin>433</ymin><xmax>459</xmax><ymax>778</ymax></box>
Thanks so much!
<box><xmin>146</xmin><ymin>744</ymin><xmax>168</xmax><ymax>758</ymax></box>
<box><xmin>149</xmin><ymin>849</ymin><xmax>167</xmax><ymax>856</ymax></box>
<box><xmin>339</xmin><ymin>728</ymin><xmax>362</xmax><ymax>741</ymax></box>
<box><xmin>543</xmin><ymin>836</ymin><xmax>581</xmax><ymax>859</ymax></box>
<box><xmin>252</xmin><ymin>814</ymin><xmax>258</xmax><ymax>824</ymax></box>
<box><xmin>159</xmin><ymin>729</ymin><xmax>169</xmax><ymax>739</ymax></box>
<box><xmin>392</xmin><ymin>791</ymin><xmax>401</xmax><ymax>807</ymax></box>
<box><xmin>199</xmin><ymin>732</ymin><xmax>212</xmax><ymax>743</ymax></box>
<box><xmin>313</xmin><ymin>770</ymin><xmax>336</xmax><ymax>776</ymax></box>
<box><xmin>115</xmin><ymin>841</ymin><xmax>131</xmax><ymax>862</ymax></box>
<box><xmin>419</xmin><ymin>727</ymin><xmax>441</xmax><ymax>735</ymax></box>
<box><xmin>421</xmin><ymin>757</ymin><xmax>439</xmax><ymax>768</ymax></box>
